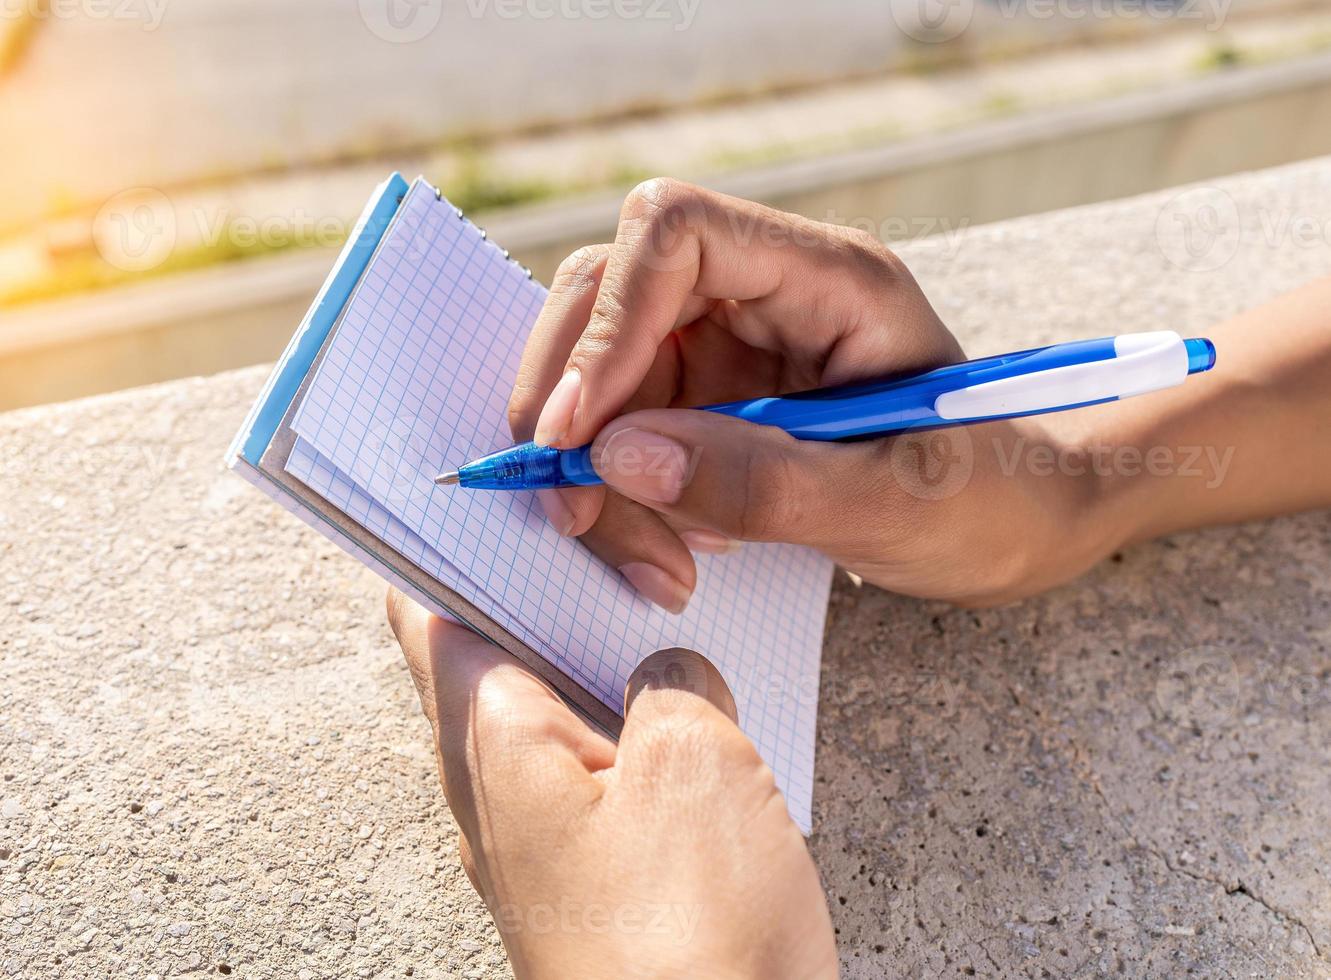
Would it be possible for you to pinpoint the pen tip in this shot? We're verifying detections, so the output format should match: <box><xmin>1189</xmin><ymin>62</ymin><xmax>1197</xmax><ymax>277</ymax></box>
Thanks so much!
<box><xmin>434</xmin><ymin>471</ymin><xmax>460</xmax><ymax>487</ymax></box>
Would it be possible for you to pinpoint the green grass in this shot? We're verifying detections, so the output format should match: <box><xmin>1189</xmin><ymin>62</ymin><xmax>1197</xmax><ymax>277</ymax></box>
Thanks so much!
<box><xmin>0</xmin><ymin>152</ymin><xmax>653</xmax><ymax>309</ymax></box>
<box><xmin>442</xmin><ymin>151</ymin><xmax>558</xmax><ymax>214</ymax></box>
<box><xmin>0</xmin><ymin>220</ymin><xmax>344</xmax><ymax>309</ymax></box>
<box><xmin>1194</xmin><ymin>42</ymin><xmax>1245</xmax><ymax>74</ymax></box>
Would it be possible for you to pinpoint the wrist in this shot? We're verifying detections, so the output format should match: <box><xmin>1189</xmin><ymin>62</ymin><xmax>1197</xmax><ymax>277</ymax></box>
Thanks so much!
<box><xmin>1028</xmin><ymin>415</ymin><xmax>1157</xmax><ymax>572</ymax></box>
<box><xmin>968</xmin><ymin>417</ymin><xmax>1136</xmax><ymax>604</ymax></box>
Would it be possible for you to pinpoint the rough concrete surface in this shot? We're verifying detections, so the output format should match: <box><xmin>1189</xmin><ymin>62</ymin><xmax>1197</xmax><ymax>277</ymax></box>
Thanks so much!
<box><xmin>3</xmin><ymin>157</ymin><xmax>1331</xmax><ymax>979</ymax></box>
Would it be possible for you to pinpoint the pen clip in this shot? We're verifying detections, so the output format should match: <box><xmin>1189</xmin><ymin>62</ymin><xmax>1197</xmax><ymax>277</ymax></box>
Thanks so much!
<box><xmin>933</xmin><ymin>331</ymin><xmax>1190</xmax><ymax>421</ymax></box>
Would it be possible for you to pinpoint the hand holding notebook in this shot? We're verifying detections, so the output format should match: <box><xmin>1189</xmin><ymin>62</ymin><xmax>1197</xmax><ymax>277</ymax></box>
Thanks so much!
<box><xmin>229</xmin><ymin>175</ymin><xmax>834</xmax><ymax>832</ymax></box>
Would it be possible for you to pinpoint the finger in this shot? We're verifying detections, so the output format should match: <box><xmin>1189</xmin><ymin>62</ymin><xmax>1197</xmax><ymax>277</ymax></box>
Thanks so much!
<box><xmin>660</xmin><ymin>514</ymin><xmax>744</xmax><ymax>556</ymax></box>
<box><xmin>617</xmin><ymin>649</ymin><xmax>762</xmax><ymax>794</ymax></box>
<box><xmin>385</xmin><ymin>589</ymin><xmax>614</xmax><ymax>841</ymax></box>
<box><xmin>508</xmin><ymin>246</ymin><xmax>614</xmax><ymax>537</ymax></box>
<box><xmin>590</xmin><ymin>407</ymin><xmax>897</xmax><ymax>553</ymax></box>
<box><xmin>578</xmin><ymin>493</ymin><xmax>697</xmax><ymax>614</ymax></box>
<box><xmin>624</xmin><ymin>647</ymin><xmax>739</xmax><ymax>724</ymax></box>
<box><xmin>543</xmin><ymin>338</ymin><xmax>685</xmax><ymax>543</ymax></box>
<box><xmin>533</xmin><ymin>178</ymin><xmax>960</xmax><ymax>448</ymax></box>
<box><xmin>509</xmin><ymin>245</ymin><xmax>611</xmax><ymax>435</ymax></box>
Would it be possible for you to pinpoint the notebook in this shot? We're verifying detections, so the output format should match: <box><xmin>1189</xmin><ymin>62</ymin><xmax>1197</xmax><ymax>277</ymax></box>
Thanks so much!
<box><xmin>228</xmin><ymin>174</ymin><xmax>835</xmax><ymax>831</ymax></box>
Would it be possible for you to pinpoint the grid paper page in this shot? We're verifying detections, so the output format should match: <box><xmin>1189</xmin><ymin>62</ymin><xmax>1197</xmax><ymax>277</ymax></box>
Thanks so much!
<box><xmin>286</xmin><ymin>437</ymin><xmax>569</xmax><ymax>671</ymax></box>
<box><xmin>289</xmin><ymin>180</ymin><xmax>833</xmax><ymax>829</ymax></box>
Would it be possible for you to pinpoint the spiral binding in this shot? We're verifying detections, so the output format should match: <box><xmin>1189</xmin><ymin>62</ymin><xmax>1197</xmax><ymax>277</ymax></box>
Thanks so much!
<box><xmin>427</xmin><ymin>179</ymin><xmax>534</xmax><ymax>280</ymax></box>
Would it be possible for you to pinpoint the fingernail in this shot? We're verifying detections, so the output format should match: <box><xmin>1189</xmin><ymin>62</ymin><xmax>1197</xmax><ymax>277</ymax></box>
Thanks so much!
<box><xmin>679</xmin><ymin>529</ymin><xmax>741</xmax><ymax>555</ymax></box>
<box><xmin>536</xmin><ymin>489</ymin><xmax>575</xmax><ymax>536</ymax></box>
<box><xmin>534</xmin><ymin>369</ymin><xmax>581</xmax><ymax>447</ymax></box>
<box><xmin>597</xmin><ymin>428</ymin><xmax>689</xmax><ymax>504</ymax></box>
<box><xmin>619</xmin><ymin>562</ymin><xmax>691</xmax><ymax>614</ymax></box>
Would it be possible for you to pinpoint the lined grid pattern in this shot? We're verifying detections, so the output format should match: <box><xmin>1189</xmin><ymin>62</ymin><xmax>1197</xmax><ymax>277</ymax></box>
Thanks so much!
<box><xmin>286</xmin><ymin>439</ymin><xmax>568</xmax><ymax>671</ymax></box>
<box><xmin>287</xmin><ymin>180</ymin><xmax>832</xmax><ymax>830</ymax></box>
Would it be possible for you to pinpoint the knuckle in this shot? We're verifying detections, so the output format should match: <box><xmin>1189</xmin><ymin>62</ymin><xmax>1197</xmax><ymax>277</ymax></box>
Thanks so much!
<box><xmin>505</xmin><ymin>397</ymin><xmax>527</xmax><ymax>439</ymax></box>
<box><xmin>837</xmin><ymin>224</ymin><xmax>895</xmax><ymax>265</ymax></box>
<box><xmin>571</xmin><ymin>305</ymin><xmax>620</xmax><ymax>362</ymax></box>
<box><xmin>621</xmin><ymin>178</ymin><xmax>705</xmax><ymax>255</ymax></box>
<box><xmin>552</xmin><ymin>246</ymin><xmax>604</xmax><ymax>289</ymax></box>
<box><xmin>506</xmin><ymin>381</ymin><xmax>545</xmax><ymax>438</ymax></box>
<box><xmin>630</xmin><ymin>713</ymin><xmax>764</xmax><ymax>789</ymax></box>
<box><xmin>624</xmin><ymin>177</ymin><xmax>691</xmax><ymax>217</ymax></box>
<box><xmin>826</xmin><ymin>224</ymin><xmax>904</xmax><ymax>280</ymax></box>
<box><xmin>574</xmin><ymin>277</ymin><xmax>640</xmax><ymax>363</ymax></box>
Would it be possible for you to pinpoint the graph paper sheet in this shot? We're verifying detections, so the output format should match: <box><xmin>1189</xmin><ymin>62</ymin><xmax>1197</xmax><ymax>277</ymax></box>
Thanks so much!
<box><xmin>287</xmin><ymin>180</ymin><xmax>833</xmax><ymax>830</ymax></box>
<box><xmin>284</xmin><ymin>438</ymin><xmax>569</xmax><ymax>672</ymax></box>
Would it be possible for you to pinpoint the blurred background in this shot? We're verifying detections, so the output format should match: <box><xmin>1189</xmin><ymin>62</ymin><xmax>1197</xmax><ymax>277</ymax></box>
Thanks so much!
<box><xmin>2</xmin><ymin>0</ymin><xmax>1330</xmax><ymax>410</ymax></box>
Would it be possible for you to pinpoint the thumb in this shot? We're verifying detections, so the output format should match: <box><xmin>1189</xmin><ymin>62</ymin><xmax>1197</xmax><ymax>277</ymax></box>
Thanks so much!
<box><xmin>624</xmin><ymin>647</ymin><xmax>739</xmax><ymax>725</ymax></box>
<box><xmin>591</xmin><ymin>407</ymin><xmax>889</xmax><ymax>548</ymax></box>
<box><xmin>618</xmin><ymin>648</ymin><xmax>763</xmax><ymax>791</ymax></box>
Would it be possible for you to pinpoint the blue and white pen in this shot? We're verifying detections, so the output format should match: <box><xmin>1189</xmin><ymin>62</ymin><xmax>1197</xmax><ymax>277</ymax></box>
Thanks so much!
<box><xmin>434</xmin><ymin>331</ymin><xmax>1217</xmax><ymax>491</ymax></box>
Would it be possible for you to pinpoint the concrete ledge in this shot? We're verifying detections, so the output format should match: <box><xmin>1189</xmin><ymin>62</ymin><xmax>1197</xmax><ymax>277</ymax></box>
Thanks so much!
<box><xmin>2</xmin><ymin>157</ymin><xmax>1331</xmax><ymax>978</ymax></box>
